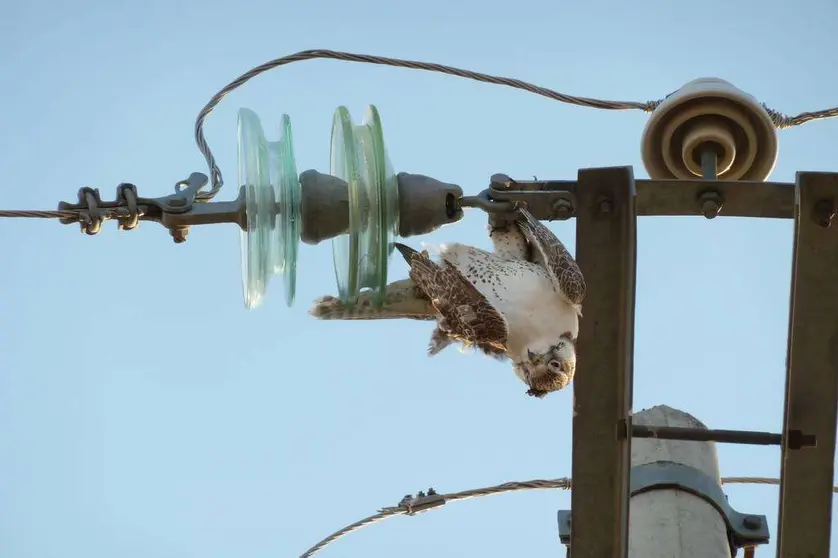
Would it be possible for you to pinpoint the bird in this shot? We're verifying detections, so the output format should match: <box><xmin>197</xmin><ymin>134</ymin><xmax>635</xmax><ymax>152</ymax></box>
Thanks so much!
<box><xmin>309</xmin><ymin>207</ymin><xmax>586</xmax><ymax>398</ymax></box>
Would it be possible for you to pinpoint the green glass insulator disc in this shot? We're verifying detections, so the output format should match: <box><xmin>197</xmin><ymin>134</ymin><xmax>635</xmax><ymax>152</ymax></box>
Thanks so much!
<box><xmin>329</xmin><ymin>105</ymin><xmax>399</xmax><ymax>306</ymax></box>
<box><xmin>237</xmin><ymin>108</ymin><xmax>301</xmax><ymax>309</ymax></box>
<box><xmin>273</xmin><ymin>114</ymin><xmax>301</xmax><ymax>307</ymax></box>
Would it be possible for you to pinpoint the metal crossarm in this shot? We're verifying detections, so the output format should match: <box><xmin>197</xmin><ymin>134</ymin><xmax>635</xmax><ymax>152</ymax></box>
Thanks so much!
<box><xmin>776</xmin><ymin>171</ymin><xmax>838</xmax><ymax>558</ymax></box>
<box><xmin>570</xmin><ymin>166</ymin><xmax>638</xmax><ymax>557</ymax></box>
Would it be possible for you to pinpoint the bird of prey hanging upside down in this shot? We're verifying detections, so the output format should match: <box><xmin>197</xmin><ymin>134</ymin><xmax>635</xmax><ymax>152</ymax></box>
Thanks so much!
<box><xmin>309</xmin><ymin>208</ymin><xmax>586</xmax><ymax>398</ymax></box>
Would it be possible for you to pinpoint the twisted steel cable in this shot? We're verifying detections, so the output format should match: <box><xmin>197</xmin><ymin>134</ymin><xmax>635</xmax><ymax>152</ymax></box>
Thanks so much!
<box><xmin>192</xmin><ymin>49</ymin><xmax>659</xmax><ymax>203</ymax></box>
<box><xmin>3</xmin><ymin>49</ymin><xmax>837</xmax><ymax>217</ymax></box>
<box><xmin>299</xmin><ymin>475</ymin><xmax>838</xmax><ymax>557</ymax></box>
<box><xmin>0</xmin><ymin>209</ymin><xmax>79</xmax><ymax>219</ymax></box>
<box><xmin>192</xmin><ymin>48</ymin><xmax>838</xmax><ymax>203</ymax></box>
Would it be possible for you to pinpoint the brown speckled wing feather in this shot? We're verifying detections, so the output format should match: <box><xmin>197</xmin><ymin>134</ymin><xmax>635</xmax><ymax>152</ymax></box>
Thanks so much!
<box><xmin>395</xmin><ymin>243</ymin><xmax>509</xmax><ymax>352</ymax></box>
<box><xmin>515</xmin><ymin>208</ymin><xmax>586</xmax><ymax>305</ymax></box>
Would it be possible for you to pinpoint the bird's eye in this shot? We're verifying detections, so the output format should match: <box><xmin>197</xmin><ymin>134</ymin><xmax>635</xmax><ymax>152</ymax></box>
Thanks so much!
<box><xmin>548</xmin><ymin>359</ymin><xmax>561</xmax><ymax>370</ymax></box>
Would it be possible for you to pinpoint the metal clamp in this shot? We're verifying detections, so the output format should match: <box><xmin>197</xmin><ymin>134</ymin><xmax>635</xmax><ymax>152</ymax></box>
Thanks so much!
<box><xmin>460</xmin><ymin>189</ymin><xmax>518</xmax><ymax>214</ymax></box>
<box><xmin>380</xmin><ymin>488</ymin><xmax>446</xmax><ymax>516</ymax></box>
<box><xmin>557</xmin><ymin>462</ymin><xmax>770</xmax><ymax>553</ymax></box>
<box><xmin>57</xmin><ymin>172</ymin><xmax>248</xmax><ymax>243</ymax></box>
<box><xmin>483</xmin><ymin>172</ymin><xmax>578</xmax><ymax>221</ymax></box>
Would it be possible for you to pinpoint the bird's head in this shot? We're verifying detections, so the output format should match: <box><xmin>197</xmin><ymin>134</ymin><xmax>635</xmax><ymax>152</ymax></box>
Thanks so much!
<box><xmin>516</xmin><ymin>334</ymin><xmax>577</xmax><ymax>398</ymax></box>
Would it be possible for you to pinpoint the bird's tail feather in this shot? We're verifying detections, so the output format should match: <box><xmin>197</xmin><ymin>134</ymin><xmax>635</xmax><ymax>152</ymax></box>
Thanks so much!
<box><xmin>309</xmin><ymin>278</ymin><xmax>437</xmax><ymax>321</ymax></box>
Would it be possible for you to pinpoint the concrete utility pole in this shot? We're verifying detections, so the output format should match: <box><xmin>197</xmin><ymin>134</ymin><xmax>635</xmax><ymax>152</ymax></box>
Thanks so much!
<box><xmin>629</xmin><ymin>405</ymin><xmax>731</xmax><ymax>558</ymax></box>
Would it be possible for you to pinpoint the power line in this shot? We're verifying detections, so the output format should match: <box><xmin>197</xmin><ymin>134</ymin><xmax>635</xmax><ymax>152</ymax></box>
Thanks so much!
<box><xmin>191</xmin><ymin>48</ymin><xmax>838</xmax><ymax>203</ymax></box>
<box><xmin>2</xmin><ymin>49</ymin><xmax>837</xmax><ymax>219</ymax></box>
<box><xmin>299</xmin><ymin>475</ymin><xmax>838</xmax><ymax>557</ymax></box>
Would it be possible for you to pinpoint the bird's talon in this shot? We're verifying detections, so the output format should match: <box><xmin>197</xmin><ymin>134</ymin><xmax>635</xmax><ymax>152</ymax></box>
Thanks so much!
<box><xmin>487</xmin><ymin>214</ymin><xmax>510</xmax><ymax>234</ymax></box>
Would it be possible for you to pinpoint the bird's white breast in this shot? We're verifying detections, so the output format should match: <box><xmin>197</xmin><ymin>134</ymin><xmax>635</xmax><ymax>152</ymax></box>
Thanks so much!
<box><xmin>437</xmin><ymin>243</ymin><xmax>579</xmax><ymax>360</ymax></box>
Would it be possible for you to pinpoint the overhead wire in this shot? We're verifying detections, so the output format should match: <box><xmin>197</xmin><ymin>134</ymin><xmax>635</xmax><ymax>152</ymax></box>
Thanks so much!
<box><xmin>0</xmin><ymin>209</ymin><xmax>78</xmax><ymax>219</ymax></box>
<box><xmin>300</xmin><ymin>475</ymin><xmax>838</xmax><ymax>557</ymax></box>
<box><xmin>192</xmin><ymin>48</ymin><xmax>838</xmax><ymax>202</ymax></box>
<box><xmin>2</xmin><ymin>48</ymin><xmax>837</xmax><ymax>218</ymax></box>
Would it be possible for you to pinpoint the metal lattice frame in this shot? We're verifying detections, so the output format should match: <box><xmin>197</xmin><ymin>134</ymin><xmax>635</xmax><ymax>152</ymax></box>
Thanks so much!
<box><xmin>501</xmin><ymin>168</ymin><xmax>838</xmax><ymax>557</ymax></box>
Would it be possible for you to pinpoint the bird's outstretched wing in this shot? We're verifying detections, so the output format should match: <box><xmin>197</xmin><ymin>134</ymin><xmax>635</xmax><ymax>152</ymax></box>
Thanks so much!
<box><xmin>395</xmin><ymin>243</ymin><xmax>509</xmax><ymax>353</ymax></box>
<box><xmin>515</xmin><ymin>208</ymin><xmax>586</xmax><ymax>306</ymax></box>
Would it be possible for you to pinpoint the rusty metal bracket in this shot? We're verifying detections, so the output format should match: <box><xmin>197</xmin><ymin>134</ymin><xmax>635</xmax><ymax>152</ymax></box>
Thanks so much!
<box><xmin>458</xmin><ymin>172</ymin><xmax>799</xmax><ymax>221</ymax></box>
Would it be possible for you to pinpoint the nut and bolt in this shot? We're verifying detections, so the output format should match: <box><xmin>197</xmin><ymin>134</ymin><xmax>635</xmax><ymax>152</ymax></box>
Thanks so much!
<box><xmin>743</xmin><ymin>515</ymin><xmax>762</xmax><ymax>530</ymax></box>
<box><xmin>698</xmin><ymin>190</ymin><xmax>723</xmax><ymax>219</ymax></box>
<box><xmin>170</xmin><ymin>227</ymin><xmax>189</xmax><ymax>243</ymax></box>
<box><xmin>489</xmin><ymin>173</ymin><xmax>515</xmax><ymax>190</ymax></box>
<box><xmin>553</xmin><ymin>198</ymin><xmax>574</xmax><ymax>220</ymax></box>
<box><xmin>814</xmin><ymin>199</ymin><xmax>835</xmax><ymax>228</ymax></box>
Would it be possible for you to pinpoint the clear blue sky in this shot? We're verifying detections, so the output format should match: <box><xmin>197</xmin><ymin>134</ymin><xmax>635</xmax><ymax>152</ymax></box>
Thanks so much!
<box><xmin>1</xmin><ymin>1</ymin><xmax>837</xmax><ymax>556</ymax></box>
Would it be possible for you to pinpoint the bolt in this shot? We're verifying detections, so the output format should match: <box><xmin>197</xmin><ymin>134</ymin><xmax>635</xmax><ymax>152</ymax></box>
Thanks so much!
<box><xmin>170</xmin><ymin>227</ymin><xmax>189</xmax><ymax>243</ymax></box>
<box><xmin>786</xmin><ymin>429</ymin><xmax>817</xmax><ymax>450</ymax></box>
<box><xmin>552</xmin><ymin>199</ymin><xmax>573</xmax><ymax>220</ymax></box>
<box><xmin>427</xmin><ymin>488</ymin><xmax>436</xmax><ymax>496</ymax></box>
<box><xmin>598</xmin><ymin>199</ymin><xmax>613</xmax><ymax>215</ymax></box>
<box><xmin>743</xmin><ymin>515</ymin><xmax>762</xmax><ymax>530</ymax></box>
<box><xmin>814</xmin><ymin>199</ymin><xmax>835</xmax><ymax>228</ymax></box>
<box><xmin>698</xmin><ymin>191</ymin><xmax>722</xmax><ymax>219</ymax></box>
<box><xmin>489</xmin><ymin>173</ymin><xmax>515</xmax><ymax>190</ymax></box>
<box><xmin>701</xmin><ymin>199</ymin><xmax>719</xmax><ymax>219</ymax></box>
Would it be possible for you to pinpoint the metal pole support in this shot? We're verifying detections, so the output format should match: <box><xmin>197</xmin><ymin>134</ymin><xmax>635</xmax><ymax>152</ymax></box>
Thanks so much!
<box><xmin>570</xmin><ymin>166</ymin><xmax>637</xmax><ymax>558</ymax></box>
<box><xmin>776</xmin><ymin>171</ymin><xmax>838</xmax><ymax>558</ymax></box>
